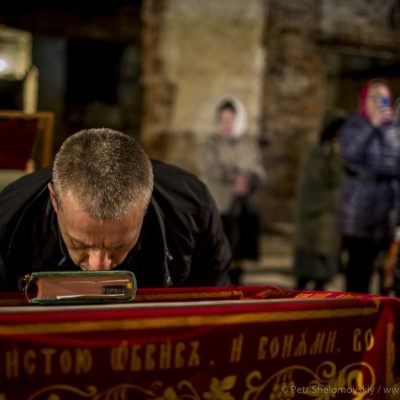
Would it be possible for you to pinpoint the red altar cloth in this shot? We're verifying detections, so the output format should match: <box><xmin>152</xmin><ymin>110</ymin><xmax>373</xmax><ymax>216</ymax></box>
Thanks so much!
<box><xmin>0</xmin><ymin>117</ymin><xmax>38</xmax><ymax>169</ymax></box>
<box><xmin>0</xmin><ymin>286</ymin><xmax>400</xmax><ymax>399</ymax></box>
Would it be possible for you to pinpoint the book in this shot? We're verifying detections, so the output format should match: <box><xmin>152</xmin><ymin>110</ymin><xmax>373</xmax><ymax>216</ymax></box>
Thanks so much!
<box><xmin>23</xmin><ymin>270</ymin><xmax>137</xmax><ymax>305</ymax></box>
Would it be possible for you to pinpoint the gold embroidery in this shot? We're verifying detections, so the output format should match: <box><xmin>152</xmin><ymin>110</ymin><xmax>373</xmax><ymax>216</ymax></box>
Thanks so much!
<box><xmin>20</xmin><ymin>363</ymin><xmax>385</xmax><ymax>400</ymax></box>
<box><xmin>0</xmin><ymin>306</ymin><xmax>379</xmax><ymax>336</ymax></box>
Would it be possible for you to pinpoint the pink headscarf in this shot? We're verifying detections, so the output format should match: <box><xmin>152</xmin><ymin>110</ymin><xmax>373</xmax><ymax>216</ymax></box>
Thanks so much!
<box><xmin>358</xmin><ymin>78</ymin><xmax>392</xmax><ymax>118</ymax></box>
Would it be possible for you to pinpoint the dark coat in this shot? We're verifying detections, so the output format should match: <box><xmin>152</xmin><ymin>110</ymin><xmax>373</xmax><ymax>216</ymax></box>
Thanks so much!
<box><xmin>338</xmin><ymin>114</ymin><xmax>400</xmax><ymax>240</ymax></box>
<box><xmin>293</xmin><ymin>142</ymin><xmax>344</xmax><ymax>281</ymax></box>
<box><xmin>0</xmin><ymin>161</ymin><xmax>232</xmax><ymax>291</ymax></box>
<box><xmin>294</xmin><ymin>142</ymin><xmax>344</xmax><ymax>257</ymax></box>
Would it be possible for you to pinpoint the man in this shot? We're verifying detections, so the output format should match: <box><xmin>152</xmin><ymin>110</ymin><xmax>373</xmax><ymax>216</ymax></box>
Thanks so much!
<box><xmin>0</xmin><ymin>128</ymin><xmax>231</xmax><ymax>291</ymax></box>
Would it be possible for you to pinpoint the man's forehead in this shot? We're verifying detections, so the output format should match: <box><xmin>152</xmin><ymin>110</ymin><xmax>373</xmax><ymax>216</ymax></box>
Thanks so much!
<box><xmin>58</xmin><ymin>196</ymin><xmax>143</xmax><ymax>237</ymax></box>
<box><xmin>66</xmin><ymin>231</ymin><xmax>136</xmax><ymax>249</ymax></box>
<box><xmin>59</xmin><ymin>192</ymin><xmax>143</xmax><ymax>219</ymax></box>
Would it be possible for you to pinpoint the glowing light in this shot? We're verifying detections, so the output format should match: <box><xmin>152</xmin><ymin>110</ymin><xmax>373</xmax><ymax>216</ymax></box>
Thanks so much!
<box><xmin>0</xmin><ymin>58</ymin><xmax>10</xmax><ymax>73</ymax></box>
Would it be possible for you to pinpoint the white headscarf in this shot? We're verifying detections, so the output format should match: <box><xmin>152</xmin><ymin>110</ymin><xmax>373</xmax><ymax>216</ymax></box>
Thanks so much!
<box><xmin>216</xmin><ymin>96</ymin><xmax>247</xmax><ymax>138</ymax></box>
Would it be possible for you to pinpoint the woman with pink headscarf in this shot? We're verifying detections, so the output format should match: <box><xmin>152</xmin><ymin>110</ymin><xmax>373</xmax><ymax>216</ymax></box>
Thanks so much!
<box><xmin>338</xmin><ymin>78</ymin><xmax>400</xmax><ymax>293</ymax></box>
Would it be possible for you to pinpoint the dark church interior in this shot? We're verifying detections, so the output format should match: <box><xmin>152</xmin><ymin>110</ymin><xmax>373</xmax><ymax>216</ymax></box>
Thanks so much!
<box><xmin>2</xmin><ymin>2</ymin><xmax>400</xmax><ymax>396</ymax></box>
<box><xmin>2</xmin><ymin>0</ymin><xmax>400</xmax><ymax>284</ymax></box>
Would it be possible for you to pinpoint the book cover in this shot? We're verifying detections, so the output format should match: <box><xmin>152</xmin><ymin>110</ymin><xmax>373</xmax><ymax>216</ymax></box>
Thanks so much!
<box><xmin>23</xmin><ymin>270</ymin><xmax>137</xmax><ymax>305</ymax></box>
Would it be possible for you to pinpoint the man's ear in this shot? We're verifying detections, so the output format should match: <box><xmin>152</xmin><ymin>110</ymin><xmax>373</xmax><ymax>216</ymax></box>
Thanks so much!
<box><xmin>48</xmin><ymin>182</ymin><xmax>58</xmax><ymax>213</ymax></box>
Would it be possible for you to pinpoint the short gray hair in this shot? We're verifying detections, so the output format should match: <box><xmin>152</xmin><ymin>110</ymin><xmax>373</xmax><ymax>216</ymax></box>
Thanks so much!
<box><xmin>52</xmin><ymin>128</ymin><xmax>153</xmax><ymax>220</ymax></box>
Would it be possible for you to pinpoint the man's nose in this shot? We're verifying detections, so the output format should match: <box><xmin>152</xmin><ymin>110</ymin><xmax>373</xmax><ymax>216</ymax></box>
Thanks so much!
<box><xmin>87</xmin><ymin>249</ymin><xmax>112</xmax><ymax>271</ymax></box>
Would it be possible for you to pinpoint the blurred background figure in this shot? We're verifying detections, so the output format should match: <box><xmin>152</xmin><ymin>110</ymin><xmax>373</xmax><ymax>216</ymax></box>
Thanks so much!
<box><xmin>338</xmin><ymin>78</ymin><xmax>400</xmax><ymax>294</ymax></box>
<box><xmin>293</xmin><ymin>114</ymin><xmax>346</xmax><ymax>291</ymax></box>
<box><xmin>198</xmin><ymin>97</ymin><xmax>266</xmax><ymax>285</ymax></box>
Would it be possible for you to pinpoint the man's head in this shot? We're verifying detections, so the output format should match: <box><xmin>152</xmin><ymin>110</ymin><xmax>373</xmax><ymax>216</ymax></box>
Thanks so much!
<box><xmin>49</xmin><ymin>128</ymin><xmax>153</xmax><ymax>271</ymax></box>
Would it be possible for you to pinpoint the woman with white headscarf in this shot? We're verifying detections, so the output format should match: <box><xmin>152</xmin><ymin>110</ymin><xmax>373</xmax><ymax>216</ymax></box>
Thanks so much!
<box><xmin>198</xmin><ymin>97</ymin><xmax>266</xmax><ymax>285</ymax></box>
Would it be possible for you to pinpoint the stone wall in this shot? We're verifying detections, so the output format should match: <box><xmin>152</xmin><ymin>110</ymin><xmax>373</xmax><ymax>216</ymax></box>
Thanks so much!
<box><xmin>141</xmin><ymin>0</ymin><xmax>266</xmax><ymax>174</ymax></box>
<box><xmin>141</xmin><ymin>0</ymin><xmax>400</xmax><ymax>224</ymax></box>
<box><xmin>260</xmin><ymin>0</ymin><xmax>325</xmax><ymax>223</ymax></box>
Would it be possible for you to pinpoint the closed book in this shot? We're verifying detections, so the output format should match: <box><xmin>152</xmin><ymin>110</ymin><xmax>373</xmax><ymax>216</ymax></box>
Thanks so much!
<box><xmin>23</xmin><ymin>270</ymin><xmax>137</xmax><ymax>305</ymax></box>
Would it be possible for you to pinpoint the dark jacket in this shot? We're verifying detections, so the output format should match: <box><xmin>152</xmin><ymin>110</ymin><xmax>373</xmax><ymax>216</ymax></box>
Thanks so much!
<box><xmin>0</xmin><ymin>160</ymin><xmax>232</xmax><ymax>291</ymax></box>
<box><xmin>338</xmin><ymin>113</ymin><xmax>400</xmax><ymax>240</ymax></box>
<box><xmin>294</xmin><ymin>142</ymin><xmax>344</xmax><ymax>257</ymax></box>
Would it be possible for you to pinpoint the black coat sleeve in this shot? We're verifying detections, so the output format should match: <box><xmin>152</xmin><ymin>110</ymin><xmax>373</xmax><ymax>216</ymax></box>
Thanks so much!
<box><xmin>152</xmin><ymin>160</ymin><xmax>232</xmax><ymax>287</ymax></box>
<box><xmin>0</xmin><ymin>168</ymin><xmax>52</xmax><ymax>291</ymax></box>
<box><xmin>185</xmin><ymin>191</ymin><xmax>232</xmax><ymax>286</ymax></box>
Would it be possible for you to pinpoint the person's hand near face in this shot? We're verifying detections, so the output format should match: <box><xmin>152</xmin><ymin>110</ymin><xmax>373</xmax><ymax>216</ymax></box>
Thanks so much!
<box><xmin>233</xmin><ymin>172</ymin><xmax>251</xmax><ymax>196</ymax></box>
<box><xmin>366</xmin><ymin>83</ymin><xmax>393</xmax><ymax>127</ymax></box>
